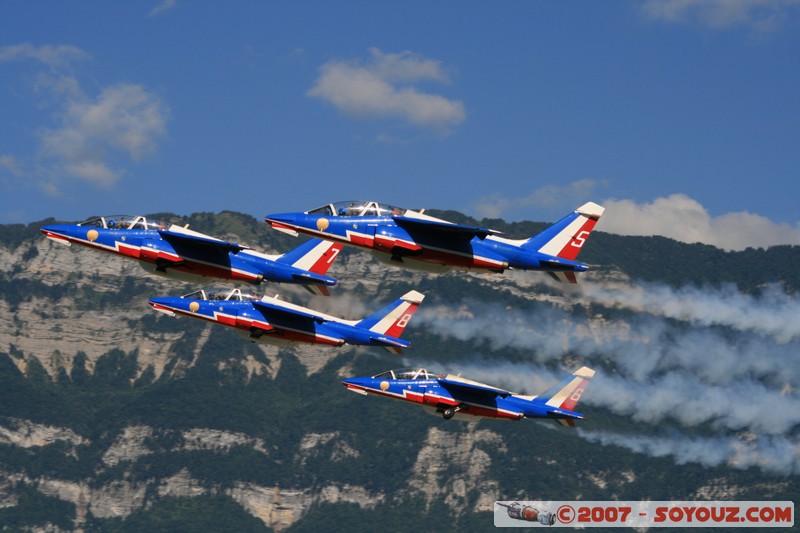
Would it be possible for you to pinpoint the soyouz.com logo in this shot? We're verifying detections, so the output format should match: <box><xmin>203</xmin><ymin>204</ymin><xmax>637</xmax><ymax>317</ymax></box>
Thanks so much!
<box><xmin>494</xmin><ymin>501</ymin><xmax>794</xmax><ymax>528</ymax></box>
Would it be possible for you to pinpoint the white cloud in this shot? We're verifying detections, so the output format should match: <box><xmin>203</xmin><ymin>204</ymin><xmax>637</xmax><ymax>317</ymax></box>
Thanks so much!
<box><xmin>472</xmin><ymin>179</ymin><xmax>602</xmax><ymax>219</ymax></box>
<box><xmin>39</xmin><ymin>84</ymin><xmax>168</xmax><ymax>186</ymax></box>
<box><xmin>149</xmin><ymin>0</ymin><xmax>177</xmax><ymax>17</ymax></box>
<box><xmin>0</xmin><ymin>43</ymin><xmax>89</xmax><ymax>68</ymax></box>
<box><xmin>472</xmin><ymin>184</ymin><xmax>800</xmax><ymax>250</ymax></box>
<box><xmin>0</xmin><ymin>155</ymin><xmax>23</xmax><ymax>177</ymax></box>
<box><xmin>307</xmin><ymin>48</ymin><xmax>465</xmax><ymax>133</ymax></box>
<box><xmin>641</xmin><ymin>0</ymin><xmax>800</xmax><ymax>31</ymax></box>
<box><xmin>1</xmin><ymin>43</ymin><xmax>168</xmax><ymax>189</ymax></box>
<box><xmin>599</xmin><ymin>194</ymin><xmax>800</xmax><ymax>250</ymax></box>
<box><xmin>366</xmin><ymin>48</ymin><xmax>451</xmax><ymax>84</ymax></box>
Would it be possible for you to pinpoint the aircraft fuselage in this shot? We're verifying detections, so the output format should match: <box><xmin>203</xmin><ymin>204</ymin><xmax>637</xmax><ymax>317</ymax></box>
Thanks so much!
<box><xmin>41</xmin><ymin>219</ymin><xmax>338</xmax><ymax>290</ymax></box>
<box><xmin>268</xmin><ymin>214</ymin><xmax>590</xmax><ymax>273</ymax></box>
<box><xmin>343</xmin><ymin>376</ymin><xmax>570</xmax><ymax>421</ymax></box>
<box><xmin>149</xmin><ymin>296</ymin><xmax>350</xmax><ymax>347</ymax></box>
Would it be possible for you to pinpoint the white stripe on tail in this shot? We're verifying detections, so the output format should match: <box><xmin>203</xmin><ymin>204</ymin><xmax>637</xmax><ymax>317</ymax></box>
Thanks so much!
<box><xmin>535</xmin><ymin>202</ymin><xmax>604</xmax><ymax>260</ymax></box>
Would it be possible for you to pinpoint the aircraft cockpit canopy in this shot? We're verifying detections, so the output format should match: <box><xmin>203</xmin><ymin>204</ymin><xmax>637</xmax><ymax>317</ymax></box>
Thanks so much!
<box><xmin>371</xmin><ymin>368</ymin><xmax>438</xmax><ymax>380</ymax></box>
<box><xmin>306</xmin><ymin>201</ymin><xmax>407</xmax><ymax>218</ymax></box>
<box><xmin>181</xmin><ymin>287</ymin><xmax>260</xmax><ymax>302</ymax></box>
<box><xmin>78</xmin><ymin>215</ymin><xmax>165</xmax><ymax>231</ymax></box>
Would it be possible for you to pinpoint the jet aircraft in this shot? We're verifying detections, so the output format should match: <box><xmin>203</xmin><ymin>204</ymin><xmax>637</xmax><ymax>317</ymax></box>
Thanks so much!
<box><xmin>342</xmin><ymin>366</ymin><xmax>594</xmax><ymax>423</ymax></box>
<box><xmin>265</xmin><ymin>201</ymin><xmax>604</xmax><ymax>283</ymax></box>
<box><xmin>41</xmin><ymin>215</ymin><xmax>343</xmax><ymax>295</ymax></box>
<box><xmin>149</xmin><ymin>287</ymin><xmax>425</xmax><ymax>353</ymax></box>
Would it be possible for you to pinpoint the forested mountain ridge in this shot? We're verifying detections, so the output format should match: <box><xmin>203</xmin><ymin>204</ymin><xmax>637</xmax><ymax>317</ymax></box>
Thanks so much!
<box><xmin>1</xmin><ymin>211</ymin><xmax>797</xmax><ymax>532</ymax></box>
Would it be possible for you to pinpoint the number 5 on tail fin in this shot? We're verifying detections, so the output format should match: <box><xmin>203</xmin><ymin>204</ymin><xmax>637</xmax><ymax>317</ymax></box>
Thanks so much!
<box><xmin>526</xmin><ymin>202</ymin><xmax>604</xmax><ymax>260</ymax></box>
<box><xmin>520</xmin><ymin>202</ymin><xmax>604</xmax><ymax>283</ymax></box>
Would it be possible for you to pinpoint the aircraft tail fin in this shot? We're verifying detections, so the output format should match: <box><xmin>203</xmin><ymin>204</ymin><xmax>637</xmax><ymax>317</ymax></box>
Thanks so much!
<box><xmin>356</xmin><ymin>290</ymin><xmax>425</xmax><ymax>339</ymax></box>
<box><xmin>539</xmin><ymin>366</ymin><xmax>595</xmax><ymax>426</ymax></box>
<box><xmin>522</xmin><ymin>202</ymin><xmax>604</xmax><ymax>261</ymax></box>
<box><xmin>276</xmin><ymin>238</ymin><xmax>343</xmax><ymax>275</ymax></box>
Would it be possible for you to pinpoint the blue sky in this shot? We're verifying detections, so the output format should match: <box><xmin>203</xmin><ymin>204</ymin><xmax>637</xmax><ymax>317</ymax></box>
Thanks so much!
<box><xmin>1</xmin><ymin>1</ymin><xmax>799</xmax><ymax>250</ymax></box>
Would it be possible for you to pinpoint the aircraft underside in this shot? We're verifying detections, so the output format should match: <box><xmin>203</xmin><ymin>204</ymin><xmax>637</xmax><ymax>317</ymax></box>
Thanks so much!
<box><xmin>136</xmin><ymin>259</ymin><xmax>258</xmax><ymax>284</ymax></box>
<box><xmin>234</xmin><ymin>327</ymin><xmax>343</xmax><ymax>347</ymax></box>
<box><xmin>352</xmin><ymin>383</ymin><xmax>524</xmax><ymax>420</ymax></box>
<box><xmin>369</xmin><ymin>248</ymin><xmax>507</xmax><ymax>273</ymax></box>
<box><xmin>420</xmin><ymin>404</ymin><xmax>522</xmax><ymax>421</ymax></box>
<box><xmin>137</xmin><ymin>257</ymin><xmax>262</xmax><ymax>284</ymax></box>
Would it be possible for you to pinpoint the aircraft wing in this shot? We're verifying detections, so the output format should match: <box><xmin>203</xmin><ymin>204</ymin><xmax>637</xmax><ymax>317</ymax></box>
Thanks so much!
<box><xmin>368</xmin><ymin>334</ymin><xmax>410</xmax><ymax>355</ymax></box>
<box><xmin>251</xmin><ymin>299</ymin><xmax>327</xmax><ymax>324</ymax></box>
<box><xmin>438</xmin><ymin>375</ymin><xmax>513</xmax><ymax>398</ymax></box>
<box><xmin>393</xmin><ymin>216</ymin><xmax>505</xmax><ymax>240</ymax></box>
<box><xmin>368</xmin><ymin>335</ymin><xmax>409</xmax><ymax>348</ymax></box>
<box><xmin>539</xmin><ymin>258</ymin><xmax>588</xmax><ymax>271</ymax></box>
<box><xmin>158</xmin><ymin>228</ymin><xmax>247</xmax><ymax>254</ymax></box>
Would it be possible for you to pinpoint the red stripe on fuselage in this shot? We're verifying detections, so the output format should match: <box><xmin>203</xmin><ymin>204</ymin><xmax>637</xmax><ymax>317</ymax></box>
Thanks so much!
<box><xmin>162</xmin><ymin>308</ymin><xmax>342</xmax><ymax>346</ymax></box>
<box><xmin>159</xmin><ymin>259</ymin><xmax>261</xmax><ymax>283</ymax></box>
<box><xmin>373</xmin><ymin>234</ymin><xmax>422</xmax><ymax>252</ymax></box>
<box><xmin>221</xmin><ymin>313</ymin><xmax>340</xmax><ymax>345</ymax></box>
<box><xmin>420</xmin><ymin>391</ymin><xmax>522</xmax><ymax>420</ymax></box>
<box><xmin>58</xmin><ymin>236</ymin><xmax>139</xmax><ymax>258</ymax></box>
<box><xmin>409</xmin><ymin>248</ymin><xmax>505</xmax><ymax>270</ymax></box>
<box><xmin>458</xmin><ymin>404</ymin><xmax>522</xmax><ymax>420</ymax></box>
<box><xmin>52</xmin><ymin>234</ymin><xmax>261</xmax><ymax>283</ymax></box>
<box><xmin>277</xmin><ymin>225</ymin><xmax>506</xmax><ymax>271</ymax></box>
<box><xmin>43</xmin><ymin>232</ymin><xmax>71</xmax><ymax>244</ymax></box>
<box><xmin>353</xmin><ymin>384</ymin><xmax>523</xmax><ymax>420</ymax></box>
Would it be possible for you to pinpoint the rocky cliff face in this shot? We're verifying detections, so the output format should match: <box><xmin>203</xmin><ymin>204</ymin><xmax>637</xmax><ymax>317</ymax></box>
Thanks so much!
<box><xmin>1</xmin><ymin>223</ymin><xmax>523</xmax><ymax>530</ymax></box>
<box><xmin>0</xmin><ymin>418</ymin><xmax>504</xmax><ymax>531</ymax></box>
<box><xmin>3</xmin><ymin>230</ymin><xmax>434</xmax><ymax>380</ymax></box>
<box><xmin>406</xmin><ymin>425</ymin><xmax>506</xmax><ymax>512</ymax></box>
<box><xmin>4</xmin><ymin>220</ymin><xmax>600</xmax><ymax>379</ymax></box>
<box><xmin>3</xmin><ymin>217</ymin><xmax>792</xmax><ymax>531</ymax></box>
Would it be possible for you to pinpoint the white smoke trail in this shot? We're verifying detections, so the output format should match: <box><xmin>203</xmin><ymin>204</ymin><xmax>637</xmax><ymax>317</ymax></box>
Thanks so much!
<box><xmin>590</xmin><ymin>371</ymin><xmax>800</xmax><ymax>436</ymax></box>
<box><xmin>409</xmin><ymin>279</ymin><xmax>800</xmax><ymax>474</ymax></box>
<box><xmin>578</xmin><ymin>281</ymin><xmax>800</xmax><ymax>344</ymax></box>
<box><xmin>408</xmin><ymin>358</ymin><xmax>800</xmax><ymax>437</ymax></box>
<box><xmin>578</xmin><ymin>430</ymin><xmax>800</xmax><ymax>476</ymax></box>
<box><xmin>416</xmin><ymin>301</ymin><xmax>800</xmax><ymax>387</ymax></box>
<box><xmin>406</xmin><ymin>357</ymin><xmax>800</xmax><ymax>475</ymax></box>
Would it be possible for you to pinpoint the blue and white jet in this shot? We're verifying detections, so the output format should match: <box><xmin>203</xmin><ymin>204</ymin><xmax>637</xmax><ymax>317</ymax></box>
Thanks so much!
<box><xmin>149</xmin><ymin>287</ymin><xmax>425</xmax><ymax>353</ymax></box>
<box><xmin>265</xmin><ymin>201</ymin><xmax>604</xmax><ymax>283</ymax></box>
<box><xmin>42</xmin><ymin>215</ymin><xmax>343</xmax><ymax>295</ymax></box>
<box><xmin>343</xmin><ymin>366</ymin><xmax>594</xmax><ymax>423</ymax></box>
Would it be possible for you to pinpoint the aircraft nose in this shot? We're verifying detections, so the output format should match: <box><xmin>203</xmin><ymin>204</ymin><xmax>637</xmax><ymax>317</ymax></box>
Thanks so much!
<box><xmin>341</xmin><ymin>377</ymin><xmax>372</xmax><ymax>395</ymax></box>
<box><xmin>148</xmin><ymin>297</ymin><xmax>181</xmax><ymax>316</ymax></box>
<box><xmin>41</xmin><ymin>223</ymin><xmax>68</xmax><ymax>235</ymax></box>
<box><xmin>264</xmin><ymin>213</ymin><xmax>303</xmax><ymax>236</ymax></box>
<box><xmin>264</xmin><ymin>212</ymin><xmax>295</xmax><ymax>222</ymax></box>
<box><xmin>41</xmin><ymin>224</ymin><xmax>75</xmax><ymax>245</ymax></box>
<box><xmin>264</xmin><ymin>213</ymin><xmax>296</xmax><ymax>226</ymax></box>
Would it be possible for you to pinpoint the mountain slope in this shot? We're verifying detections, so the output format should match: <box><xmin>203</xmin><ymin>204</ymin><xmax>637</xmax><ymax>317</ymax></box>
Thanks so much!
<box><xmin>1</xmin><ymin>212</ymin><xmax>797</xmax><ymax>532</ymax></box>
